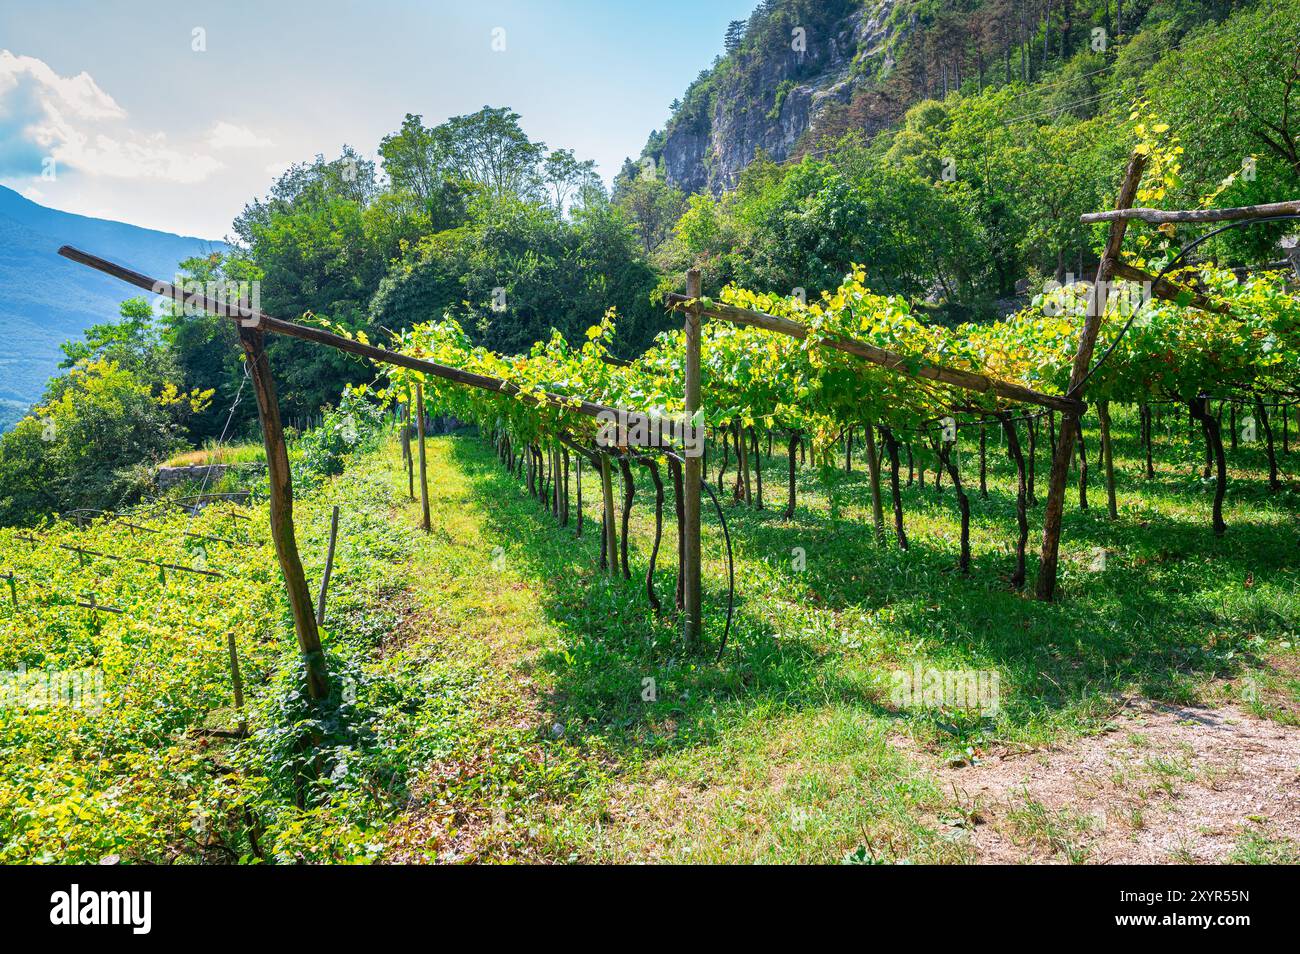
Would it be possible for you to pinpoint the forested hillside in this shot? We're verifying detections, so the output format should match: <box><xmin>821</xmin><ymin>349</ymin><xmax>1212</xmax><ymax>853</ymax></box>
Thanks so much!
<box><xmin>624</xmin><ymin>0</ymin><xmax>1298</xmax><ymax>315</ymax></box>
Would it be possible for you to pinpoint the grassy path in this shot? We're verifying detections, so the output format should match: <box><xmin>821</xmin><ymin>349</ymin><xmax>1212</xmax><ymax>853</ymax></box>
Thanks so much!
<box><xmin>374</xmin><ymin>411</ymin><xmax>1300</xmax><ymax>863</ymax></box>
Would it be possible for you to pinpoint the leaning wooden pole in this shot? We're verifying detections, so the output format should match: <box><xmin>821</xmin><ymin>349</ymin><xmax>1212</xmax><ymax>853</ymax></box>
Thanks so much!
<box><xmin>1035</xmin><ymin>150</ymin><xmax>1147</xmax><ymax>601</ymax></box>
<box><xmin>681</xmin><ymin>268</ymin><xmax>704</xmax><ymax>647</ymax></box>
<box><xmin>237</xmin><ymin>324</ymin><xmax>329</xmax><ymax>700</ymax></box>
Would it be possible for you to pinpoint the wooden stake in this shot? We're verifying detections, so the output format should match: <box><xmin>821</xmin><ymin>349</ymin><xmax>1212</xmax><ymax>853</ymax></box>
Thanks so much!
<box><xmin>1081</xmin><ymin>198</ymin><xmax>1300</xmax><ymax>225</ymax></box>
<box><xmin>59</xmin><ymin>246</ymin><xmax>673</xmax><ymax>444</ymax></box>
<box><xmin>667</xmin><ymin>295</ymin><xmax>1084</xmax><ymax>414</ymax></box>
<box><xmin>227</xmin><ymin>632</ymin><xmax>247</xmax><ymax>735</ymax></box>
<box><xmin>682</xmin><ymin>269</ymin><xmax>704</xmax><ymax>646</ymax></box>
<box><xmin>238</xmin><ymin>324</ymin><xmax>328</xmax><ymax>700</ymax></box>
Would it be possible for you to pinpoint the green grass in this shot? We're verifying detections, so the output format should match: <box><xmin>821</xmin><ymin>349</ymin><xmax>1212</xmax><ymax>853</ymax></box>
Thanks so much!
<box><xmin>163</xmin><ymin>442</ymin><xmax>266</xmax><ymax>467</ymax></box>
<box><xmin>10</xmin><ymin>401</ymin><xmax>1290</xmax><ymax>863</ymax></box>
<box><xmin>365</xmin><ymin>402</ymin><xmax>1298</xmax><ymax>862</ymax></box>
<box><xmin>1230</xmin><ymin>829</ymin><xmax>1300</xmax><ymax>864</ymax></box>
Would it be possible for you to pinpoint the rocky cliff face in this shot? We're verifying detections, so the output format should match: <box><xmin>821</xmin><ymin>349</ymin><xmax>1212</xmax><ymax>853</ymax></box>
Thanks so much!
<box><xmin>654</xmin><ymin>1</ymin><xmax>912</xmax><ymax>195</ymax></box>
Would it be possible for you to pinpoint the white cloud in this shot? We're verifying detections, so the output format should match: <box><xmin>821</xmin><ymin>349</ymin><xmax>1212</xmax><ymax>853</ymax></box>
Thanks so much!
<box><xmin>207</xmin><ymin>121</ymin><xmax>273</xmax><ymax>150</ymax></box>
<box><xmin>0</xmin><ymin>49</ymin><xmax>222</xmax><ymax>184</ymax></box>
<box><xmin>0</xmin><ymin>50</ymin><xmax>124</xmax><ymax>121</ymax></box>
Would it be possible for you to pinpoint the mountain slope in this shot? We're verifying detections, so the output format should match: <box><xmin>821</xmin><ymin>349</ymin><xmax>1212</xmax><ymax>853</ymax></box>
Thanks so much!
<box><xmin>0</xmin><ymin>186</ymin><xmax>224</xmax><ymax>428</ymax></box>
<box><xmin>640</xmin><ymin>0</ymin><xmax>1237</xmax><ymax>195</ymax></box>
<box><xmin>652</xmin><ymin>0</ymin><xmax>902</xmax><ymax>194</ymax></box>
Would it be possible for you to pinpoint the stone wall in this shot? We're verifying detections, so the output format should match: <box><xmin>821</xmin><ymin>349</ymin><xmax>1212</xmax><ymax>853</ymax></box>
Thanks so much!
<box><xmin>155</xmin><ymin>464</ymin><xmax>232</xmax><ymax>490</ymax></box>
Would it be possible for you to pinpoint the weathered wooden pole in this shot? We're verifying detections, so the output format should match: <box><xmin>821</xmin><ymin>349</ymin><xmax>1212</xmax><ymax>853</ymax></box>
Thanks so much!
<box><xmin>415</xmin><ymin>382</ymin><xmax>431</xmax><ymax>532</ymax></box>
<box><xmin>1035</xmin><ymin>151</ymin><xmax>1147</xmax><ymax>601</ymax></box>
<box><xmin>226</xmin><ymin>632</ymin><xmax>247</xmax><ymax>734</ymax></box>
<box><xmin>682</xmin><ymin>268</ymin><xmax>704</xmax><ymax>647</ymax></box>
<box><xmin>237</xmin><ymin>324</ymin><xmax>328</xmax><ymax>700</ymax></box>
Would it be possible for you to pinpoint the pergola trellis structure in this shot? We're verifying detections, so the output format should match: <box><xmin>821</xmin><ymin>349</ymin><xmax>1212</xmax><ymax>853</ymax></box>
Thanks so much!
<box><xmin>1037</xmin><ymin>156</ymin><xmax>1299</xmax><ymax>600</ymax></box>
<box><xmin>58</xmin><ymin>245</ymin><xmax>679</xmax><ymax>698</ymax></box>
<box><xmin>671</xmin><ymin>150</ymin><xmax>1298</xmax><ymax>602</ymax></box>
<box><xmin>54</xmin><ymin>157</ymin><xmax>1297</xmax><ymax>685</ymax></box>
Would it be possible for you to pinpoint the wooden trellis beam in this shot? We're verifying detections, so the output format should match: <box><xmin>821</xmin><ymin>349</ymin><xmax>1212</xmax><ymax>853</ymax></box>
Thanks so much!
<box><xmin>1108</xmin><ymin>260</ymin><xmax>1231</xmax><ymax>315</ymax></box>
<box><xmin>1080</xmin><ymin>199</ymin><xmax>1300</xmax><ymax>225</ymax></box>
<box><xmin>665</xmin><ymin>293</ymin><xmax>1085</xmax><ymax>415</ymax></box>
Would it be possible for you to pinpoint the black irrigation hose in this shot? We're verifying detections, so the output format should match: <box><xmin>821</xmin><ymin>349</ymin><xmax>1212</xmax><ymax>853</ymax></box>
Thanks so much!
<box><xmin>701</xmin><ymin>478</ymin><xmax>735</xmax><ymax>662</ymax></box>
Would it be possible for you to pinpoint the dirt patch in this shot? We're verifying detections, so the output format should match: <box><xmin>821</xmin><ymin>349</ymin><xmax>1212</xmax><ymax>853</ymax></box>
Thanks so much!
<box><xmin>919</xmin><ymin>700</ymin><xmax>1300</xmax><ymax>864</ymax></box>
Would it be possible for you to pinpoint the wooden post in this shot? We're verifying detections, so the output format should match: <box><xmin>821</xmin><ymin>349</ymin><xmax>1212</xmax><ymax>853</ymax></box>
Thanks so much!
<box><xmin>227</xmin><ymin>632</ymin><xmax>247</xmax><ymax>734</ymax></box>
<box><xmin>682</xmin><ymin>268</ymin><xmax>704</xmax><ymax>646</ymax></box>
<box><xmin>237</xmin><ymin>324</ymin><xmax>328</xmax><ymax>700</ymax></box>
<box><xmin>415</xmin><ymin>383</ymin><xmax>431</xmax><ymax>531</ymax></box>
<box><xmin>666</xmin><ymin>295</ymin><xmax>1084</xmax><ymax>414</ymax></box>
<box><xmin>1035</xmin><ymin>151</ymin><xmax>1147</xmax><ymax>601</ymax></box>
<box><xmin>315</xmin><ymin>505</ymin><xmax>340</xmax><ymax>626</ymax></box>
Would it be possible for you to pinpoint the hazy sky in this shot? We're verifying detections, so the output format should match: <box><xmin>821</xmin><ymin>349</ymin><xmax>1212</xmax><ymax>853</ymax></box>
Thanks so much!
<box><xmin>0</xmin><ymin>0</ymin><xmax>756</xmax><ymax>239</ymax></box>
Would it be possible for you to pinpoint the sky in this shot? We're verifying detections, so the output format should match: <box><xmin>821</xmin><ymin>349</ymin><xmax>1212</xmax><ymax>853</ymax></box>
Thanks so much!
<box><xmin>0</xmin><ymin>0</ymin><xmax>757</xmax><ymax>239</ymax></box>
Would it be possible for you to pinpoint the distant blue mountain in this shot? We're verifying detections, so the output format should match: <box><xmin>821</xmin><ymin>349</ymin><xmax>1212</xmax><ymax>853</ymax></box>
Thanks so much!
<box><xmin>0</xmin><ymin>185</ymin><xmax>225</xmax><ymax>429</ymax></box>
